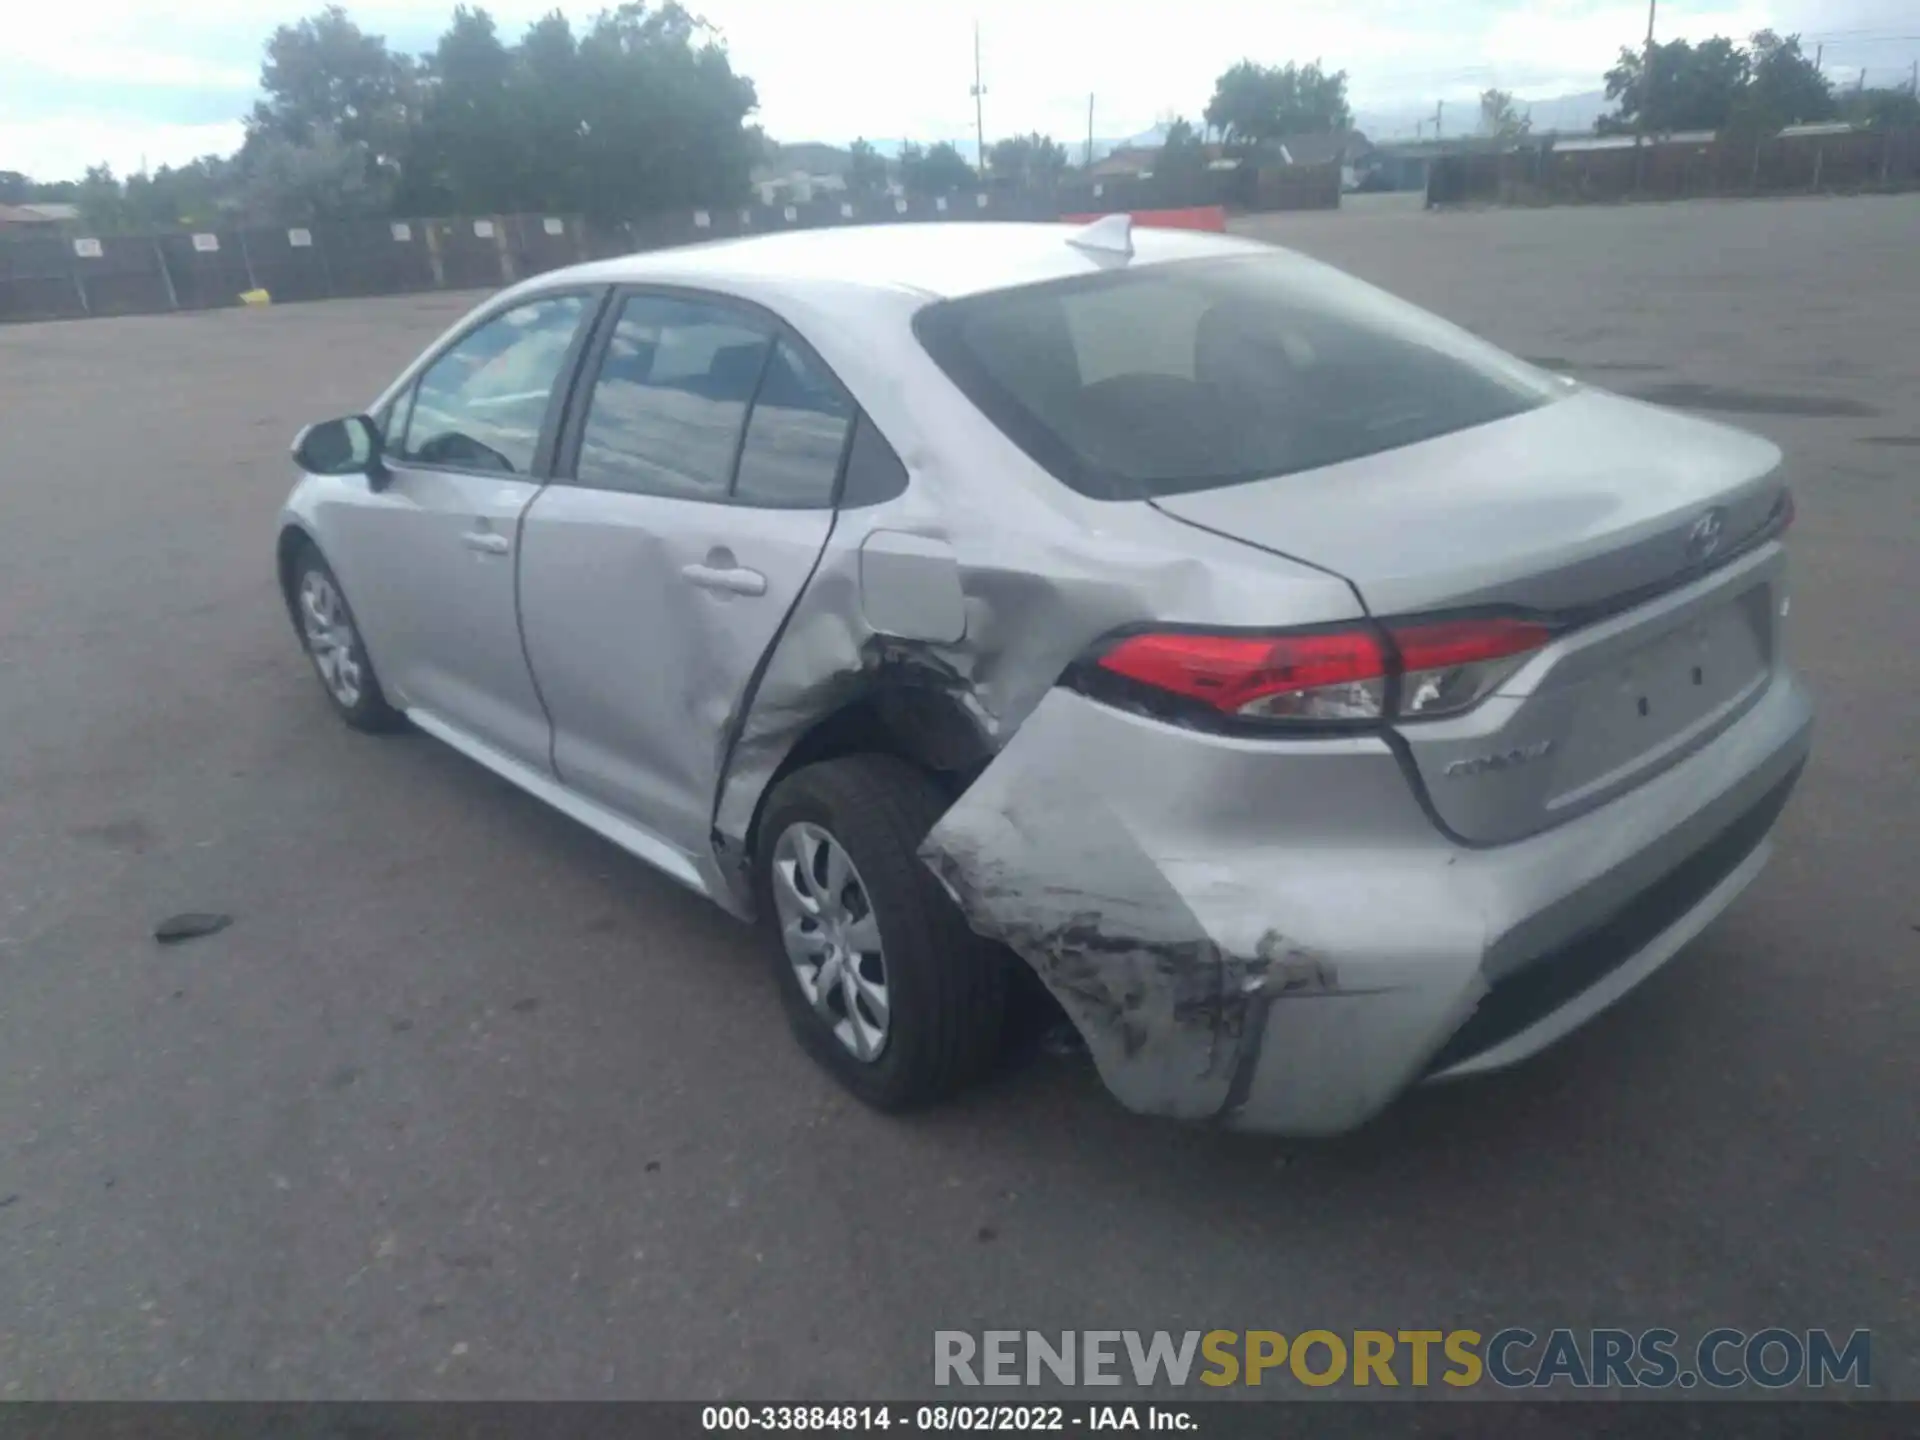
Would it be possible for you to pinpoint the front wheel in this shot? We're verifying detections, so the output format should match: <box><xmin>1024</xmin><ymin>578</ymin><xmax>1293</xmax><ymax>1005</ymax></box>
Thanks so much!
<box><xmin>757</xmin><ymin>755</ymin><xmax>1007</xmax><ymax>1111</ymax></box>
<box><xmin>289</xmin><ymin>543</ymin><xmax>403</xmax><ymax>732</ymax></box>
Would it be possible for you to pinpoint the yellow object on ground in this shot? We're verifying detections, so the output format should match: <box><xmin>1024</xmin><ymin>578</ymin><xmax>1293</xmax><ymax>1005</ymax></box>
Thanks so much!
<box><xmin>239</xmin><ymin>289</ymin><xmax>272</xmax><ymax>306</ymax></box>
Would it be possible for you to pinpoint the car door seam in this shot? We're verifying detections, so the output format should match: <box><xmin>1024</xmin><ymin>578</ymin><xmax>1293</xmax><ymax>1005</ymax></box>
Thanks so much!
<box><xmin>510</xmin><ymin>484</ymin><xmax>566</xmax><ymax>781</ymax></box>
<box><xmin>705</xmin><ymin>506</ymin><xmax>843</xmax><ymax>861</ymax></box>
<box><xmin>517</xmin><ymin>286</ymin><xmax>616</xmax><ymax>781</ymax></box>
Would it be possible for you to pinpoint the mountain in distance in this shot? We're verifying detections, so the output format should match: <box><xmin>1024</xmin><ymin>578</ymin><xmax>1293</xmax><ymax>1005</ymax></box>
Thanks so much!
<box><xmin>1356</xmin><ymin>90</ymin><xmax>1610</xmax><ymax>141</ymax></box>
<box><xmin>768</xmin><ymin>93</ymin><xmax>1611</xmax><ymax>175</ymax></box>
<box><xmin>764</xmin><ymin>134</ymin><xmax>1155</xmax><ymax>172</ymax></box>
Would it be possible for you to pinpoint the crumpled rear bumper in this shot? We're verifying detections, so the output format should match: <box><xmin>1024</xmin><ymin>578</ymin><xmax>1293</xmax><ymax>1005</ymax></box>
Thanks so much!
<box><xmin>920</xmin><ymin>672</ymin><xmax>1812</xmax><ymax>1135</ymax></box>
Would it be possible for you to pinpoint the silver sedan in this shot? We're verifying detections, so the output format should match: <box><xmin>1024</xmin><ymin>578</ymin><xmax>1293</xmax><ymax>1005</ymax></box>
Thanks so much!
<box><xmin>277</xmin><ymin>219</ymin><xmax>1811</xmax><ymax>1134</ymax></box>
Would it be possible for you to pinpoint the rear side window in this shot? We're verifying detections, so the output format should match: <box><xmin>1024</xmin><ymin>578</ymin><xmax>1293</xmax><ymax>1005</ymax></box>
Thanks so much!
<box><xmin>732</xmin><ymin>338</ymin><xmax>854</xmax><ymax>508</ymax></box>
<box><xmin>914</xmin><ymin>253</ymin><xmax>1559</xmax><ymax>500</ymax></box>
<box><xmin>575</xmin><ymin>295</ymin><xmax>771</xmax><ymax>499</ymax></box>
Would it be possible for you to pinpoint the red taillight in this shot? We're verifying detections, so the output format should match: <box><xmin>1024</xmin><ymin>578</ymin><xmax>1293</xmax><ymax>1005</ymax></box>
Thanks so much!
<box><xmin>1090</xmin><ymin>616</ymin><xmax>1555</xmax><ymax>725</ymax></box>
<box><xmin>1097</xmin><ymin>629</ymin><xmax>1389</xmax><ymax>721</ymax></box>
<box><xmin>1775</xmin><ymin>489</ymin><xmax>1796</xmax><ymax>534</ymax></box>
<box><xmin>1390</xmin><ymin>617</ymin><xmax>1550</xmax><ymax>671</ymax></box>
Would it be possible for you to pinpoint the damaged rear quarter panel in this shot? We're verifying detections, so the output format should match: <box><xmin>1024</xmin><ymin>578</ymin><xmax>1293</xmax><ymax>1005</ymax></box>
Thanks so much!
<box><xmin>920</xmin><ymin>690</ymin><xmax>1494</xmax><ymax>1132</ymax></box>
<box><xmin>699</xmin><ymin>281</ymin><xmax>1482</xmax><ymax>1130</ymax></box>
<box><xmin>704</xmin><ymin>287</ymin><xmax>1362</xmax><ymax>915</ymax></box>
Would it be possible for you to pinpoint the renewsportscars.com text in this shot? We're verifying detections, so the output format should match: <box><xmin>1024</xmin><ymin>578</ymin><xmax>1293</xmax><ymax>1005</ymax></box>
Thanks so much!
<box><xmin>933</xmin><ymin>1328</ymin><xmax>1871</xmax><ymax>1391</ymax></box>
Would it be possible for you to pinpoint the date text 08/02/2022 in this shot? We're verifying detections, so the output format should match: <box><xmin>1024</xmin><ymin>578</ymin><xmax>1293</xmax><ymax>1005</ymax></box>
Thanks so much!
<box><xmin>702</xmin><ymin>1406</ymin><xmax>1190</xmax><ymax>1432</ymax></box>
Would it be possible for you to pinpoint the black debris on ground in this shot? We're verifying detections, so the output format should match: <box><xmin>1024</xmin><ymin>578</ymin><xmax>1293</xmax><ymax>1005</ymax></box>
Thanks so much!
<box><xmin>153</xmin><ymin>912</ymin><xmax>231</xmax><ymax>945</ymax></box>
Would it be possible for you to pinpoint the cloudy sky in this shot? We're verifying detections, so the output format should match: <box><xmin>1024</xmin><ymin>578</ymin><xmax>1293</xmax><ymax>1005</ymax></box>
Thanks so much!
<box><xmin>4</xmin><ymin>0</ymin><xmax>1917</xmax><ymax>180</ymax></box>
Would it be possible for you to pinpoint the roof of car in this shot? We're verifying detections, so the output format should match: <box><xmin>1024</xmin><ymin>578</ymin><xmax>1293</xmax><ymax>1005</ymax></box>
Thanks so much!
<box><xmin>547</xmin><ymin>221</ymin><xmax>1273</xmax><ymax>302</ymax></box>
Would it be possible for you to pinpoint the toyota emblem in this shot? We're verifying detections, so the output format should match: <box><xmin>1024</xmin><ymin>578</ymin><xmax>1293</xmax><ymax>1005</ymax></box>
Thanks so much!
<box><xmin>1685</xmin><ymin>507</ymin><xmax>1727</xmax><ymax>563</ymax></box>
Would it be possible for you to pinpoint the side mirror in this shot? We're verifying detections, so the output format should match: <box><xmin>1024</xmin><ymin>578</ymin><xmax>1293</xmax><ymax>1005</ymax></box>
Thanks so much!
<box><xmin>292</xmin><ymin>415</ymin><xmax>388</xmax><ymax>488</ymax></box>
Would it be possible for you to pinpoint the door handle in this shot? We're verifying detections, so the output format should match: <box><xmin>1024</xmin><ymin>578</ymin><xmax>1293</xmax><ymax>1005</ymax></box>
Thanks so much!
<box><xmin>680</xmin><ymin>563</ymin><xmax>768</xmax><ymax>597</ymax></box>
<box><xmin>462</xmin><ymin>530</ymin><xmax>511</xmax><ymax>556</ymax></box>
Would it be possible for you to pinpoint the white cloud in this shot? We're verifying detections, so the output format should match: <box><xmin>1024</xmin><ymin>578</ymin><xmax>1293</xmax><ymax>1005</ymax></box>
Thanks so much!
<box><xmin>0</xmin><ymin>118</ymin><xmax>246</xmax><ymax>180</ymax></box>
<box><xmin>30</xmin><ymin>52</ymin><xmax>257</xmax><ymax>89</ymax></box>
<box><xmin>2</xmin><ymin>0</ymin><xmax>1910</xmax><ymax>177</ymax></box>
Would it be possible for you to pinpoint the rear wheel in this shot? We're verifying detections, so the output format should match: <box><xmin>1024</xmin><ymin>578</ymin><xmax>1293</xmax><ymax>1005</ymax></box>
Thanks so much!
<box><xmin>289</xmin><ymin>543</ymin><xmax>403</xmax><ymax>732</ymax></box>
<box><xmin>757</xmin><ymin>755</ymin><xmax>1007</xmax><ymax>1110</ymax></box>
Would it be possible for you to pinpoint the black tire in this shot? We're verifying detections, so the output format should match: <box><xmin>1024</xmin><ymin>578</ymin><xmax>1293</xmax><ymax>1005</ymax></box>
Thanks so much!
<box><xmin>756</xmin><ymin>755</ymin><xmax>1008</xmax><ymax>1111</ymax></box>
<box><xmin>287</xmin><ymin>542</ymin><xmax>404</xmax><ymax>733</ymax></box>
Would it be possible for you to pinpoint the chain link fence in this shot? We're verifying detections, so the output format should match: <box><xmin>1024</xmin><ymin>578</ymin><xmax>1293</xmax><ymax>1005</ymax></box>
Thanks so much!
<box><xmin>0</xmin><ymin>166</ymin><xmax>1338</xmax><ymax>325</ymax></box>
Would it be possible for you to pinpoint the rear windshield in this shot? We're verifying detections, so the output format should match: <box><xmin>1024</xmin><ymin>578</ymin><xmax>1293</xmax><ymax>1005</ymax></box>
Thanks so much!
<box><xmin>913</xmin><ymin>253</ymin><xmax>1560</xmax><ymax>500</ymax></box>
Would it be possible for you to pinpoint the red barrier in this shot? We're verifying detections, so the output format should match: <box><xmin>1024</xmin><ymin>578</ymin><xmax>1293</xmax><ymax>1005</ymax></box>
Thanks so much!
<box><xmin>1058</xmin><ymin>205</ymin><xmax>1228</xmax><ymax>232</ymax></box>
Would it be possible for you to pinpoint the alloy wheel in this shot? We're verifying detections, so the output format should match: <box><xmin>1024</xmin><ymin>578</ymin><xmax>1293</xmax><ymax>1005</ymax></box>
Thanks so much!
<box><xmin>770</xmin><ymin>821</ymin><xmax>891</xmax><ymax>1062</ymax></box>
<box><xmin>299</xmin><ymin>569</ymin><xmax>364</xmax><ymax>709</ymax></box>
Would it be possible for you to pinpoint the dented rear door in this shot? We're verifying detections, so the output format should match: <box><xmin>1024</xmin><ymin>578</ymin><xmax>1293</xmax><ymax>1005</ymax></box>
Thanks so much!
<box><xmin>517</xmin><ymin>293</ymin><xmax>848</xmax><ymax>863</ymax></box>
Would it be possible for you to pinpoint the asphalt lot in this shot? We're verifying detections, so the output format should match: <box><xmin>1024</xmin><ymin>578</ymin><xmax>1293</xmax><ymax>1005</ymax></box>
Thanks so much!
<box><xmin>0</xmin><ymin>195</ymin><xmax>1915</xmax><ymax>1401</ymax></box>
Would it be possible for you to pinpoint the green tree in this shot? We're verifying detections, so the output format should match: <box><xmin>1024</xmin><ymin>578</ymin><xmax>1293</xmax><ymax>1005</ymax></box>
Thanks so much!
<box><xmin>75</xmin><ymin>165</ymin><xmax>132</xmax><ymax>231</ymax></box>
<box><xmin>1841</xmin><ymin>85</ymin><xmax>1920</xmax><ymax>129</ymax></box>
<box><xmin>1599</xmin><ymin>36</ymin><xmax>1748</xmax><ymax>133</ymax></box>
<box><xmin>899</xmin><ymin>140</ymin><xmax>975</xmax><ymax>196</ymax></box>
<box><xmin>845</xmin><ymin>138</ymin><xmax>889</xmax><ymax>196</ymax></box>
<box><xmin>1601</xmin><ymin>30</ymin><xmax>1838</xmax><ymax>136</ymax></box>
<box><xmin>1157</xmin><ymin>116</ymin><xmax>1208</xmax><ymax>176</ymax></box>
<box><xmin>0</xmin><ymin>171</ymin><xmax>31</xmax><ymax>204</ymax></box>
<box><xmin>408</xmin><ymin>6</ymin><xmax>519</xmax><ymax>213</ymax></box>
<box><xmin>569</xmin><ymin>3</ymin><xmax>760</xmax><ymax>218</ymax></box>
<box><xmin>508</xmin><ymin>11</ymin><xmax>588</xmax><ymax>212</ymax></box>
<box><xmin>241</xmin><ymin>132</ymin><xmax>382</xmax><ymax>221</ymax></box>
<box><xmin>246</xmin><ymin>5</ymin><xmax>415</xmax><ymax>179</ymax></box>
<box><xmin>1478</xmin><ymin>88</ymin><xmax>1531</xmax><ymax>140</ymax></box>
<box><xmin>1204</xmin><ymin>60</ymin><xmax>1351</xmax><ymax>147</ymax></box>
<box><xmin>1737</xmin><ymin>31</ymin><xmax>1835</xmax><ymax>129</ymax></box>
<box><xmin>119</xmin><ymin>157</ymin><xmax>238</xmax><ymax>228</ymax></box>
<box><xmin>987</xmin><ymin>132</ymin><xmax>1068</xmax><ymax>187</ymax></box>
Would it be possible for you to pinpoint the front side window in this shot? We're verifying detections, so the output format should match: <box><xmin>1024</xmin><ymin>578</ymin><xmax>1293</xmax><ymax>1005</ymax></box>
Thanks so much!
<box><xmin>397</xmin><ymin>294</ymin><xmax>588</xmax><ymax>475</ymax></box>
<box><xmin>732</xmin><ymin>339</ymin><xmax>854</xmax><ymax>508</ymax></box>
<box><xmin>914</xmin><ymin>253</ymin><xmax>1560</xmax><ymax>500</ymax></box>
<box><xmin>574</xmin><ymin>295</ymin><xmax>772</xmax><ymax>499</ymax></box>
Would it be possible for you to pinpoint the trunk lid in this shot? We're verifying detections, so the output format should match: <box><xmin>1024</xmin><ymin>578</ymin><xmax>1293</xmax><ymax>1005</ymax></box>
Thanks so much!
<box><xmin>1150</xmin><ymin>389</ymin><xmax>1792</xmax><ymax>843</ymax></box>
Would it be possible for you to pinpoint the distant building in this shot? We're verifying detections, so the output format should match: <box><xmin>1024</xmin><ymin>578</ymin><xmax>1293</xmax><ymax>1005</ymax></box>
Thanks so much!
<box><xmin>752</xmin><ymin>142</ymin><xmax>865</xmax><ymax>204</ymax></box>
<box><xmin>752</xmin><ymin>170</ymin><xmax>848</xmax><ymax>205</ymax></box>
<box><xmin>0</xmin><ymin>202</ymin><xmax>67</xmax><ymax>231</ymax></box>
<box><xmin>1552</xmin><ymin>129</ymin><xmax>1716</xmax><ymax>152</ymax></box>
<box><xmin>1364</xmin><ymin>134</ymin><xmax>1534</xmax><ymax>191</ymax></box>
<box><xmin>1093</xmin><ymin>132</ymin><xmax>1373</xmax><ymax>188</ymax></box>
<box><xmin>1261</xmin><ymin>130</ymin><xmax>1374</xmax><ymax>190</ymax></box>
<box><xmin>1088</xmin><ymin>145</ymin><xmax>1160</xmax><ymax>180</ymax></box>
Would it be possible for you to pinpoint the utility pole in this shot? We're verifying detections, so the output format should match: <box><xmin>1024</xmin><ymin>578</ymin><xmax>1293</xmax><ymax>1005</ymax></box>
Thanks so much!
<box><xmin>1634</xmin><ymin>0</ymin><xmax>1657</xmax><ymax>193</ymax></box>
<box><xmin>1086</xmin><ymin>93</ymin><xmax>1095</xmax><ymax>169</ymax></box>
<box><xmin>1911</xmin><ymin>58</ymin><xmax>1918</xmax><ymax>96</ymax></box>
<box><xmin>1858</xmin><ymin>68</ymin><xmax>1868</xmax><ymax>95</ymax></box>
<box><xmin>1814</xmin><ymin>42</ymin><xmax>1822</xmax><ymax>72</ymax></box>
<box><xmin>970</xmin><ymin>22</ymin><xmax>988</xmax><ymax>178</ymax></box>
<box><xmin>1433</xmin><ymin>100</ymin><xmax>1444</xmax><ymax>140</ymax></box>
